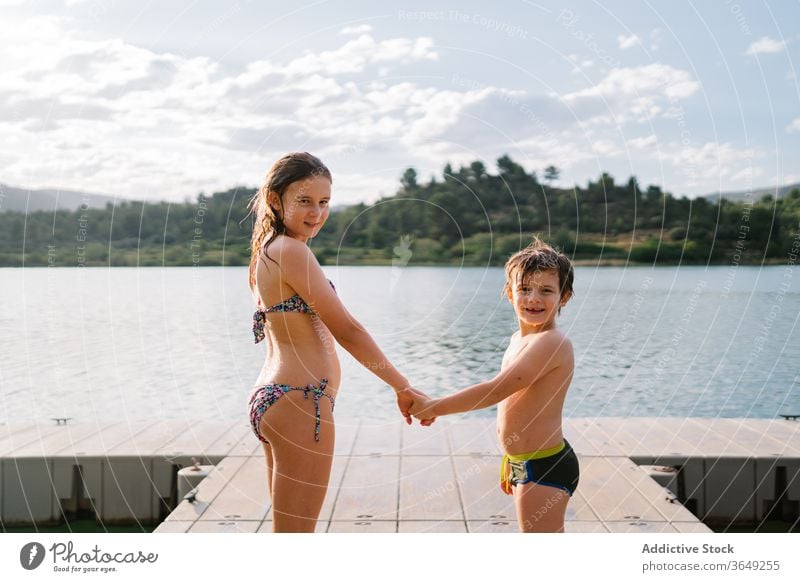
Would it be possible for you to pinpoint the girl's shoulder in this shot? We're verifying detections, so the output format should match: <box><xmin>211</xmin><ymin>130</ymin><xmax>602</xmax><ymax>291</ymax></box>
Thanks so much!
<box><xmin>262</xmin><ymin>234</ymin><xmax>307</xmax><ymax>260</ymax></box>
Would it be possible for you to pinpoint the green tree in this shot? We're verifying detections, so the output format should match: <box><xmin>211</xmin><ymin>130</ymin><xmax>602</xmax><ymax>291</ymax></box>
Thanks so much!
<box><xmin>544</xmin><ymin>165</ymin><xmax>560</xmax><ymax>184</ymax></box>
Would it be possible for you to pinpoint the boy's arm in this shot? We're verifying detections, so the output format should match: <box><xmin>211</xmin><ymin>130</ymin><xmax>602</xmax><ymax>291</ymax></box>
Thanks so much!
<box><xmin>431</xmin><ymin>332</ymin><xmax>566</xmax><ymax>416</ymax></box>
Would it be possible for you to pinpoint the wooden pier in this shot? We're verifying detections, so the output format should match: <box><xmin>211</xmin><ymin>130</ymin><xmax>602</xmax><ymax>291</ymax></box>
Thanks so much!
<box><xmin>1</xmin><ymin>418</ymin><xmax>798</xmax><ymax>533</ymax></box>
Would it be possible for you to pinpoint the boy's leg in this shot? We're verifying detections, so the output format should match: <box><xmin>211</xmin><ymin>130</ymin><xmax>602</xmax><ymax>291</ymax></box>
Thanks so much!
<box><xmin>514</xmin><ymin>482</ymin><xmax>570</xmax><ymax>533</ymax></box>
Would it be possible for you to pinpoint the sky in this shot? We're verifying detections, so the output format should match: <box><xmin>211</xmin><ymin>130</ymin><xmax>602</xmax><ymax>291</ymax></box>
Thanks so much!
<box><xmin>1</xmin><ymin>0</ymin><xmax>798</xmax><ymax>205</ymax></box>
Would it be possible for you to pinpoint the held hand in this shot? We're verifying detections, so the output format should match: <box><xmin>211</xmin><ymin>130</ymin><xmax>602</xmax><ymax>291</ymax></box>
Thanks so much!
<box><xmin>408</xmin><ymin>392</ymin><xmax>437</xmax><ymax>422</ymax></box>
<box><xmin>395</xmin><ymin>387</ymin><xmax>416</xmax><ymax>425</ymax></box>
<box><xmin>396</xmin><ymin>387</ymin><xmax>437</xmax><ymax>426</ymax></box>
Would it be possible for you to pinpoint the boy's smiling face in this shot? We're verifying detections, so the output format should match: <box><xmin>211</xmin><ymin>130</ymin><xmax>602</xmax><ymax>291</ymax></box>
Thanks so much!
<box><xmin>507</xmin><ymin>269</ymin><xmax>570</xmax><ymax>333</ymax></box>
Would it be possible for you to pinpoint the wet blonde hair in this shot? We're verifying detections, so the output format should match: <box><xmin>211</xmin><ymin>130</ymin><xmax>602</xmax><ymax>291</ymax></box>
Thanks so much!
<box><xmin>247</xmin><ymin>152</ymin><xmax>331</xmax><ymax>290</ymax></box>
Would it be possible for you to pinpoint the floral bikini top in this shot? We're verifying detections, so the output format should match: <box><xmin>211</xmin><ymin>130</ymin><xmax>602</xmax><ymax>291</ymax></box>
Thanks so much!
<box><xmin>252</xmin><ymin>280</ymin><xmax>336</xmax><ymax>343</ymax></box>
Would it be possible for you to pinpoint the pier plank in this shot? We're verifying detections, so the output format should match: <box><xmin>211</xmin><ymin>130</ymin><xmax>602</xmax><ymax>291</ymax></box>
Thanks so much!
<box><xmin>692</xmin><ymin>418</ymin><xmax>794</xmax><ymax>457</ymax></box>
<box><xmin>202</xmin><ymin>422</ymin><xmax>253</xmax><ymax>458</ymax></box>
<box><xmin>467</xmin><ymin>520</ymin><xmax>517</xmax><ymax>533</ymax></box>
<box><xmin>448</xmin><ymin>418</ymin><xmax>499</xmax><ymax>456</ymax></box>
<box><xmin>153</xmin><ymin>521</ymin><xmax>192</xmax><ymax>533</ymax></box>
<box><xmin>399</xmin><ymin>456</ymin><xmax>463</xmax><ymax>521</ymax></box>
<box><xmin>188</xmin><ymin>520</ymin><xmax>259</xmax><ymax>533</ymax></box>
<box><xmin>154</xmin><ymin>421</ymin><xmax>233</xmax><ymax>464</ymax></box>
<box><xmin>593</xmin><ymin>417</ymin><xmax>698</xmax><ymax>461</ymax></box>
<box><xmin>0</xmin><ymin>425</ymin><xmax>69</xmax><ymax>456</ymax></box>
<box><xmin>673</xmin><ymin>419</ymin><xmax>750</xmax><ymax>457</ymax></box>
<box><xmin>200</xmin><ymin>456</ymin><xmax>270</xmax><ymax>521</ymax></box>
<box><xmin>398</xmin><ymin>520</ymin><xmax>468</xmax><ymax>533</ymax></box>
<box><xmin>106</xmin><ymin>420</ymin><xmax>195</xmax><ymax>456</ymax></box>
<box><xmin>331</xmin><ymin>455</ymin><xmax>399</xmax><ymax>521</ymax></box>
<box><xmin>401</xmin><ymin>423</ymin><xmax>450</xmax><ymax>455</ymax></box>
<box><xmin>8</xmin><ymin>423</ymin><xmax>121</xmax><ymax>458</ymax></box>
<box><xmin>333</xmin><ymin>421</ymin><xmax>359</xmax><ymax>455</ymax></box>
<box><xmin>564</xmin><ymin>419</ymin><xmax>627</xmax><ymax>457</ymax></box>
<box><xmin>605</xmin><ymin>457</ymin><xmax>702</xmax><ymax>523</ymax></box>
<box><xmin>672</xmin><ymin>521</ymin><xmax>714</xmax><ymax>533</ymax></box>
<box><xmin>327</xmin><ymin>521</ymin><xmax>396</xmax><ymax>533</ymax></box>
<box><xmin>605</xmin><ymin>521</ymin><xmax>681</xmax><ymax>533</ymax></box>
<box><xmin>257</xmin><ymin>520</ymin><xmax>328</xmax><ymax>533</ymax></box>
<box><xmin>566</xmin><ymin>521</ymin><xmax>609</xmax><ymax>532</ymax></box>
<box><xmin>0</xmin><ymin>424</ymin><xmax>41</xmax><ymax>439</ymax></box>
<box><xmin>580</xmin><ymin>457</ymin><xmax>671</xmax><ymax>522</ymax></box>
<box><xmin>568</xmin><ymin>489</ymin><xmax>602</xmax><ymax>522</ymax></box>
<box><xmin>55</xmin><ymin>422</ymin><xmax>158</xmax><ymax>456</ymax></box>
<box><xmin>454</xmin><ymin>455</ymin><xmax>514</xmax><ymax>521</ymax></box>
<box><xmin>741</xmin><ymin>420</ymin><xmax>800</xmax><ymax>455</ymax></box>
<box><xmin>350</xmin><ymin>421</ymin><xmax>401</xmax><ymax>455</ymax></box>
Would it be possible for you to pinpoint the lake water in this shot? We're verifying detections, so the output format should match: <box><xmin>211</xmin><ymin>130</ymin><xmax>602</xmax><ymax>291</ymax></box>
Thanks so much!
<box><xmin>0</xmin><ymin>265</ymin><xmax>797</xmax><ymax>425</ymax></box>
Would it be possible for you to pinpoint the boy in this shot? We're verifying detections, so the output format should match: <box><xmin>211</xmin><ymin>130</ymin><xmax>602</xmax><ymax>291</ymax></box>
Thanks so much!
<box><xmin>410</xmin><ymin>237</ymin><xmax>578</xmax><ymax>532</ymax></box>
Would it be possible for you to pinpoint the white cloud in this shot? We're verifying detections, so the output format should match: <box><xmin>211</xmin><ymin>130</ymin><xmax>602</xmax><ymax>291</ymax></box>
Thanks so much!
<box><xmin>0</xmin><ymin>18</ymin><xmax>447</xmax><ymax>202</ymax></box>
<box><xmin>340</xmin><ymin>24</ymin><xmax>373</xmax><ymax>35</ymax></box>
<box><xmin>669</xmin><ymin>142</ymin><xmax>761</xmax><ymax>182</ymax></box>
<box><xmin>786</xmin><ymin>118</ymin><xmax>800</xmax><ymax>133</ymax></box>
<box><xmin>777</xmin><ymin>173</ymin><xmax>800</xmax><ymax>185</ymax></box>
<box><xmin>730</xmin><ymin>165</ymin><xmax>764</xmax><ymax>182</ymax></box>
<box><xmin>745</xmin><ymin>36</ymin><xmax>787</xmax><ymax>55</ymax></box>
<box><xmin>562</xmin><ymin>64</ymin><xmax>699</xmax><ymax>125</ymax></box>
<box><xmin>281</xmin><ymin>34</ymin><xmax>437</xmax><ymax>76</ymax></box>
<box><xmin>591</xmin><ymin>139</ymin><xmax>617</xmax><ymax>154</ymax></box>
<box><xmin>565</xmin><ymin>65</ymin><xmax>699</xmax><ymax>100</ymax></box>
<box><xmin>617</xmin><ymin>34</ymin><xmax>641</xmax><ymax>50</ymax></box>
<box><xmin>626</xmin><ymin>135</ymin><xmax>658</xmax><ymax>149</ymax></box>
<box><xmin>0</xmin><ymin>12</ymin><xmax>786</xmax><ymax>205</ymax></box>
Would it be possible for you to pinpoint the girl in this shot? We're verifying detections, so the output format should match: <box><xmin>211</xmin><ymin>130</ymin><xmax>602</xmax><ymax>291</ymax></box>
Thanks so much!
<box><xmin>247</xmin><ymin>152</ymin><xmax>429</xmax><ymax>532</ymax></box>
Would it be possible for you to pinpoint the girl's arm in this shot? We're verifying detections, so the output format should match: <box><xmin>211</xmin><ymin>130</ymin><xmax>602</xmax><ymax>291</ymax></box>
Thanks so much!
<box><xmin>271</xmin><ymin>238</ymin><xmax>412</xmax><ymax>393</ymax></box>
<box><xmin>411</xmin><ymin>333</ymin><xmax>566</xmax><ymax>419</ymax></box>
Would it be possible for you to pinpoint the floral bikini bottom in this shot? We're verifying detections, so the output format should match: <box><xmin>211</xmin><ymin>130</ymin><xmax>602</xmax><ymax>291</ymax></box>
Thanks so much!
<box><xmin>248</xmin><ymin>378</ymin><xmax>335</xmax><ymax>444</ymax></box>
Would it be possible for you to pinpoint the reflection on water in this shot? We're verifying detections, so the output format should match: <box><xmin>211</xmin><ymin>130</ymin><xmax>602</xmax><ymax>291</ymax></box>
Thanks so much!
<box><xmin>0</xmin><ymin>265</ymin><xmax>797</xmax><ymax>424</ymax></box>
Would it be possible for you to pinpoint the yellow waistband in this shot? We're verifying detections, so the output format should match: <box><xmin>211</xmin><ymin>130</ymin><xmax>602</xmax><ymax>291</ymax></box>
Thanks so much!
<box><xmin>507</xmin><ymin>442</ymin><xmax>565</xmax><ymax>462</ymax></box>
<box><xmin>500</xmin><ymin>441</ymin><xmax>566</xmax><ymax>493</ymax></box>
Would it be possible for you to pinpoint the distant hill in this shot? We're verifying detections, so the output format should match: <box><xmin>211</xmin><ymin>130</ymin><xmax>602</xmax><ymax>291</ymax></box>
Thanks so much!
<box><xmin>701</xmin><ymin>182</ymin><xmax>800</xmax><ymax>203</ymax></box>
<box><xmin>0</xmin><ymin>184</ymin><xmax>123</xmax><ymax>213</ymax></box>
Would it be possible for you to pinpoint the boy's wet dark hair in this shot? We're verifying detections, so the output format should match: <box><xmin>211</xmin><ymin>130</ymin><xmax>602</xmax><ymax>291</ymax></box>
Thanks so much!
<box><xmin>503</xmin><ymin>236</ymin><xmax>575</xmax><ymax>308</ymax></box>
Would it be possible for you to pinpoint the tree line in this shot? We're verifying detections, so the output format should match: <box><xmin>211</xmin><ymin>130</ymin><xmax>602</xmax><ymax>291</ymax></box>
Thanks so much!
<box><xmin>1</xmin><ymin>154</ymin><xmax>798</xmax><ymax>267</ymax></box>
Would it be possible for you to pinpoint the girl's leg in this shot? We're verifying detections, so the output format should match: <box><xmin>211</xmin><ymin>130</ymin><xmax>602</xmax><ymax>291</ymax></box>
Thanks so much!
<box><xmin>260</xmin><ymin>392</ymin><xmax>335</xmax><ymax>532</ymax></box>
<box><xmin>514</xmin><ymin>482</ymin><xmax>570</xmax><ymax>533</ymax></box>
<box><xmin>261</xmin><ymin>442</ymin><xmax>274</xmax><ymax>500</ymax></box>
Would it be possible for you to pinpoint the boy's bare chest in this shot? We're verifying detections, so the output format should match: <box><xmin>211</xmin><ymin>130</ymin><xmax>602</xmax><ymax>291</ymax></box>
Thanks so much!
<box><xmin>501</xmin><ymin>335</ymin><xmax>527</xmax><ymax>370</ymax></box>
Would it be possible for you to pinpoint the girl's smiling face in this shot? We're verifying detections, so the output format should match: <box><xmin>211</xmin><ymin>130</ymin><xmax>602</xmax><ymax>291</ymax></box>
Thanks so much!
<box><xmin>507</xmin><ymin>269</ymin><xmax>570</xmax><ymax>332</ymax></box>
<box><xmin>270</xmin><ymin>175</ymin><xmax>331</xmax><ymax>242</ymax></box>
